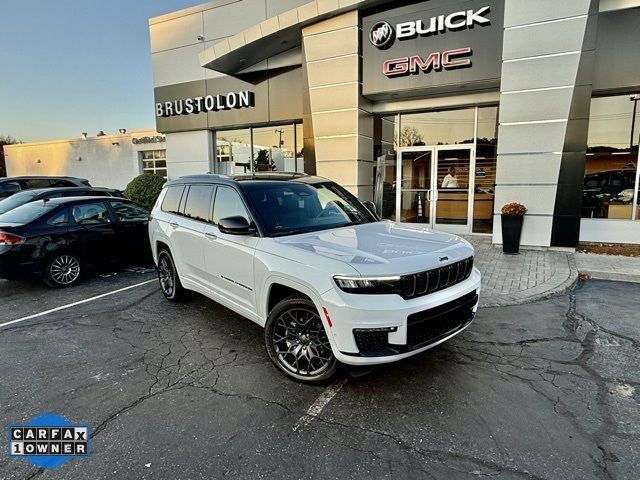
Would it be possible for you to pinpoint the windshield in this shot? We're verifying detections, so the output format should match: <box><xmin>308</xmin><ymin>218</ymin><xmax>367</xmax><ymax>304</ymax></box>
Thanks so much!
<box><xmin>0</xmin><ymin>201</ymin><xmax>57</xmax><ymax>224</ymax></box>
<box><xmin>246</xmin><ymin>181</ymin><xmax>377</xmax><ymax>237</ymax></box>
<box><xmin>0</xmin><ymin>191</ymin><xmax>38</xmax><ymax>215</ymax></box>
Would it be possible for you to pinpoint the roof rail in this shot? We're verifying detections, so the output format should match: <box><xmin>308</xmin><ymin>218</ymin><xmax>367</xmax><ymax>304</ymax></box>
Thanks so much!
<box><xmin>181</xmin><ymin>173</ymin><xmax>232</xmax><ymax>179</ymax></box>
<box><xmin>233</xmin><ymin>172</ymin><xmax>308</xmax><ymax>177</ymax></box>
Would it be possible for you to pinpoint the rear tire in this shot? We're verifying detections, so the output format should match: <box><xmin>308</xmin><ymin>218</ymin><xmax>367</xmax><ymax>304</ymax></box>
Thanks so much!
<box><xmin>44</xmin><ymin>252</ymin><xmax>83</xmax><ymax>288</ymax></box>
<box><xmin>157</xmin><ymin>249</ymin><xmax>185</xmax><ymax>301</ymax></box>
<box><xmin>265</xmin><ymin>296</ymin><xmax>338</xmax><ymax>383</ymax></box>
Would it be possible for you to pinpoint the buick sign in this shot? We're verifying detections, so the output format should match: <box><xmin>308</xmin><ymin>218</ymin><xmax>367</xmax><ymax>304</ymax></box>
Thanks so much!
<box><xmin>369</xmin><ymin>6</ymin><xmax>491</xmax><ymax>50</ymax></box>
<box><xmin>369</xmin><ymin>21</ymin><xmax>395</xmax><ymax>49</ymax></box>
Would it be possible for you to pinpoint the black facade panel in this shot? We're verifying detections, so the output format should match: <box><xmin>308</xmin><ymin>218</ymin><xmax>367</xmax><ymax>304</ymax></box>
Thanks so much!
<box><xmin>550</xmin><ymin>215</ymin><xmax>582</xmax><ymax>248</ymax></box>
<box><xmin>556</xmin><ymin>152</ymin><xmax>587</xmax><ymax>186</ymax></box>
<box><xmin>551</xmin><ymin>2</ymin><xmax>598</xmax><ymax>248</ymax></box>
<box><xmin>554</xmin><ymin>183</ymin><xmax>584</xmax><ymax>217</ymax></box>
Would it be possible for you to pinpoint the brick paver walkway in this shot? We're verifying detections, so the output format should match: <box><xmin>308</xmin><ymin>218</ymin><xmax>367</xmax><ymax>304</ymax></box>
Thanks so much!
<box><xmin>464</xmin><ymin>236</ymin><xmax>578</xmax><ymax>307</ymax></box>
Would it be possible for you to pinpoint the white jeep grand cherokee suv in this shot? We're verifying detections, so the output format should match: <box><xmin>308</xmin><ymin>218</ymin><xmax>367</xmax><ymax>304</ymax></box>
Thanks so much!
<box><xmin>149</xmin><ymin>173</ymin><xmax>480</xmax><ymax>382</ymax></box>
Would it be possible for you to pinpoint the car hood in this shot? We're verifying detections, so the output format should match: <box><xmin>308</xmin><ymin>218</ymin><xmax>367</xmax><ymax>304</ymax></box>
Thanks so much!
<box><xmin>270</xmin><ymin>221</ymin><xmax>474</xmax><ymax>276</ymax></box>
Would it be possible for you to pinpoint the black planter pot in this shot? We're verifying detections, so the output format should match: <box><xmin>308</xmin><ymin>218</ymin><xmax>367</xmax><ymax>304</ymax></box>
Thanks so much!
<box><xmin>501</xmin><ymin>215</ymin><xmax>524</xmax><ymax>254</ymax></box>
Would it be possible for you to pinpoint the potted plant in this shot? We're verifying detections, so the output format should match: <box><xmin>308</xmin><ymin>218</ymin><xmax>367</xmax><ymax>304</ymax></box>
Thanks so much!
<box><xmin>501</xmin><ymin>202</ymin><xmax>527</xmax><ymax>254</ymax></box>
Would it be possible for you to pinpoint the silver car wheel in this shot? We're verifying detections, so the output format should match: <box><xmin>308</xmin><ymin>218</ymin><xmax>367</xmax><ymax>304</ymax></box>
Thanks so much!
<box><xmin>49</xmin><ymin>255</ymin><xmax>81</xmax><ymax>285</ymax></box>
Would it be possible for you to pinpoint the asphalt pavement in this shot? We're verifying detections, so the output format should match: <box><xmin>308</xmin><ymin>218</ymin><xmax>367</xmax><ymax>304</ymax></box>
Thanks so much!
<box><xmin>0</xmin><ymin>274</ymin><xmax>638</xmax><ymax>479</ymax></box>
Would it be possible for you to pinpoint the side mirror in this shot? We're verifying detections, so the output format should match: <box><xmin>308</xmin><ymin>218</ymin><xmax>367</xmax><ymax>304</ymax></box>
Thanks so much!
<box><xmin>362</xmin><ymin>200</ymin><xmax>379</xmax><ymax>217</ymax></box>
<box><xmin>218</xmin><ymin>216</ymin><xmax>254</xmax><ymax>235</ymax></box>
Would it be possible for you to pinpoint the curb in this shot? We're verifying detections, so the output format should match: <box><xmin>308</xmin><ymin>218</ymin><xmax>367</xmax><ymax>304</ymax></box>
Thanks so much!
<box><xmin>578</xmin><ymin>270</ymin><xmax>640</xmax><ymax>284</ymax></box>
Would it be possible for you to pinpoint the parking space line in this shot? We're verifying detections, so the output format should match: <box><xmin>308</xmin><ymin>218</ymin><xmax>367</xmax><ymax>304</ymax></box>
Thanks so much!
<box><xmin>293</xmin><ymin>379</ymin><xmax>348</xmax><ymax>432</ymax></box>
<box><xmin>0</xmin><ymin>279</ymin><xmax>157</xmax><ymax>329</ymax></box>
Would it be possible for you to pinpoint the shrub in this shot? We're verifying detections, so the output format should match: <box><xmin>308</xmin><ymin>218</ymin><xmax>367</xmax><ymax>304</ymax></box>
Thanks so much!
<box><xmin>123</xmin><ymin>174</ymin><xmax>166</xmax><ymax>209</ymax></box>
<box><xmin>501</xmin><ymin>202</ymin><xmax>527</xmax><ymax>216</ymax></box>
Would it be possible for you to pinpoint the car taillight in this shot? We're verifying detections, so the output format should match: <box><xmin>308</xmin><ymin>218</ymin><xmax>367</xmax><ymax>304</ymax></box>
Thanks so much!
<box><xmin>0</xmin><ymin>231</ymin><xmax>25</xmax><ymax>245</ymax></box>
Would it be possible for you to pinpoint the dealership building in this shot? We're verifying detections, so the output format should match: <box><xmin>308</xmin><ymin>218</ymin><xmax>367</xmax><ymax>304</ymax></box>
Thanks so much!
<box><xmin>149</xmin><ymin>0</ymin><xmax>640</xmax><ymax>247</ymax></box>
<box><xmin>4</xmin><ymin>130</ymin><xmax>167</xmax><ymax>191</ymax></box>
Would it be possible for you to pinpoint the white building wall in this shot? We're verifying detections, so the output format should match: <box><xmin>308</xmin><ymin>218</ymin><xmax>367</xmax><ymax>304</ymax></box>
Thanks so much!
<box><xmin>165</xmin><ymin>130</ymin><xmax>213</xmax><ymax>180</ymax></box>
<box><xmin>4</xmin><ymin>130</ymin><xmax>165</xmax><ymax>190</ymax></box>
<box><xmin>149</xmin><ymin>0</ymin><xmax>310</xmax><ymax>88</ymax></box>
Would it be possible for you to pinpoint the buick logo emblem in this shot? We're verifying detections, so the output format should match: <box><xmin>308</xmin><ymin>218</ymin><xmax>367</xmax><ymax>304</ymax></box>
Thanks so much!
<box><xmin>369</xmin><ymin>21</ymin><xmax>395</xmax><ymax>49</ymax></box>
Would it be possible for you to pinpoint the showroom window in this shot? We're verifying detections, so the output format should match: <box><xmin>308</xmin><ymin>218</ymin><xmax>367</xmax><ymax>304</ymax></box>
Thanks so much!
<box><xmin>473</xmin><ymin>106</ymin><xmax>499</xmax><ymax>233</ymax></box>
<box><xmin>141</xmin><ymin>150</ymin><xmax>167</xmax><ymax>178</ymax></box>
<box><xmin>399</xmin><ymin>108</ymin><xmax>476</xmax><ymax>146</ymax></box>
<box><xmin>373</xmin><ymin>106</ymin><xmax>499</xmax><ymax>233</ymax></box>
<box><xmin>583</xmin><ymin>94</ymin><xmax>640</xmax><ymax>220</ymax></box>
<box><xmin>214</xmin><ymin>123</ymin><xmax>304</xmax><ymax>175</ymax></box>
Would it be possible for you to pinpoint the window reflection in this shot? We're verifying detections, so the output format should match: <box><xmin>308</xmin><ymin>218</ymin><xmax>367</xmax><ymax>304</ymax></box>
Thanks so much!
<box><xmin>296</xmin><ymin>123</ymin><xmax>304</xmax><ymax>173</ymax></box>
<box><xmin>141</xmin><ymin>150</ymin><xmax>167</xmax><ymax>179</ymax></box>
<box><xmin>215</xmin><ymin>129</ymin><xmax>252</xmax><ymax>175</ymax></box>
<box><xmin>399</xmin><ymin>108</ymin><xmax>475</xmax><ymax>146</ymax></box>
<box><xmin>473</xmin><ymin>106</ymin><xmax>498</xmax><ymax>233</ymax></box>
<box><xmin>253</xmin><ymin>125</ymin><xmax>295</xmax><ymax>172</ymax></box>
<box><xmin>215</xmin><ymin>124</ymin><xmax>304</xmax><ymax>175</ymax></box>
<box><xmin>583</xmin><ymin>95</ymin><xmax>640</xmax><ymax>220</ymax></box>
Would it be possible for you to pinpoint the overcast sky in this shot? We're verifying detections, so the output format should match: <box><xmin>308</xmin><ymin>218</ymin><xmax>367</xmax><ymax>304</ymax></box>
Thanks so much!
<box><xmin>0</xmin><ymin>0</ymin><xmax>199</xmax><ymax>142</ymax></box>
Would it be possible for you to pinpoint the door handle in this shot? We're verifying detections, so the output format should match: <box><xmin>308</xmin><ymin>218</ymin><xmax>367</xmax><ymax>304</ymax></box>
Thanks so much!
<box><xmin>169</xmin><ymin>222</ymin><xmax>179</xmax><ymax>229</ymax></box>
<box><xmin>205</xmin><ymin>232</ymin><xmax>218</xmax><ymax>241</ymax></box>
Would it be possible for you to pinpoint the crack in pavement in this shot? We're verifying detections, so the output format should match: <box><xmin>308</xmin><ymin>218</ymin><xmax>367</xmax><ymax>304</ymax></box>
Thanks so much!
<box><xmin>8</xmin><ymin>283</ymin><xmax>639</xmax><ymax>480</ymax></box>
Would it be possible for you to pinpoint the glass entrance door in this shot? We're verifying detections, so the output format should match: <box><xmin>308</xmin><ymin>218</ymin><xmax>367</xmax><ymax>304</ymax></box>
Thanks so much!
<box><xmin>396</xmin><ymin>146</ymin><xmax>474</xmax><ymax>233</ymax></box>
<box><xmin>397</xmin><ymin>149</ymin><xmax>434</xmax><ymax>224</ymax></box>
<box><xmin>434</xmin><ymin>147</ymin><xmax>472</xmax><ymax>233</ymax></box>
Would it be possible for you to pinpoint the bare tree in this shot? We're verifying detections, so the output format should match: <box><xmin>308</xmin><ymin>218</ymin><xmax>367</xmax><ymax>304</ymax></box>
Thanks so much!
<box><xmin>400</xmin><ymin>126</ymin><xmax>425</xmax><ymax>147</ymax></box>
<box><xmin>0</xmin><ymin>135</ymin><xmax>21</xmax><ymax>177</ymax></box>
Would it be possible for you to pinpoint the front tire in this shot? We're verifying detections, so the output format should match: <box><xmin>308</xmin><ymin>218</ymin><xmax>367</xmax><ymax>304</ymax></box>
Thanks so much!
<box><xmin>265</xmin><ymin>296</ymin><xmax>338</xmax><ymax>383</ymax></box>
<box><xmin>44</xmin><ymin>252</ymin><xmax>83</xmax><ymax>288</ymax></box>
<box><xmin>157</xmin><ymin>249</ymin><xmax>185</xmax><ymax>301</ymax></box>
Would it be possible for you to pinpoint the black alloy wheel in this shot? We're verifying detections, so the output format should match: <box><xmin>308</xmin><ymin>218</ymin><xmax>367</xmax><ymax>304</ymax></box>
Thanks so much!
<box><xmin>265</xmin><ymin>296</ymin><xmax>338</xmax><ymax>382</ymax></box>
<box><xmin>157</xmin><ymin>249</ymin><xmax>185</xmax><ymax>301</ymax></box>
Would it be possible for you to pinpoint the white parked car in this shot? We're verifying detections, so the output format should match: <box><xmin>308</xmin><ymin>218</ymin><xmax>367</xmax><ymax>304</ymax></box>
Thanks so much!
<box><xmin>149</xmin><ymin>174</ymin><xmax>481</xmax><ymax>382</ymax></box>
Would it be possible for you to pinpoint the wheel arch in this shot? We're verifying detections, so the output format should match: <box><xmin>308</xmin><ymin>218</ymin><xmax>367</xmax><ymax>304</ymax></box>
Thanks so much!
<box><xmin>267</xmin><ymin>283</ymin><xmax>312</xmax><ymax>315</ymax></box>
<box><xmin>156</xmin><ymin>240</ymin><xmax>171</xmax><ymax>255</ymax></box>
<box><xmin>262</xmin><ymin>276</ymin><xmax>324</xmax><ymax>323</ymax></box>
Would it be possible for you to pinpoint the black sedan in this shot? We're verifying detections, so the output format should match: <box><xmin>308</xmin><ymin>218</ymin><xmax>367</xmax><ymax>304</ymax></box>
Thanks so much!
<box><xmin>0</xmin><ymin>197</ymin><xmax>151</xmax><ymax>287</ymax></box>
<box><xmin>0</xmin><ymin>187</ymin><xmax>124</xmax><ymax>216</ymax></box>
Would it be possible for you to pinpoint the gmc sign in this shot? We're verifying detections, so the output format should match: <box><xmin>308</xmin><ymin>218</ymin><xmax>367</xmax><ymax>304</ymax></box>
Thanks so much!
<box><xmin>383</xmin><ymin>48</ymin><xmax>473</xmax><ymax>77</ymax></box>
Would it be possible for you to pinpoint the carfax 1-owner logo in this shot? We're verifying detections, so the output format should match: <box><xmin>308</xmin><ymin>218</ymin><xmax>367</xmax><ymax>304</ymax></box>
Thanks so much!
<box><xmin>8</xmin><ymin>413</ymin><xmax>91</xmax><ymax>469</ymax></box>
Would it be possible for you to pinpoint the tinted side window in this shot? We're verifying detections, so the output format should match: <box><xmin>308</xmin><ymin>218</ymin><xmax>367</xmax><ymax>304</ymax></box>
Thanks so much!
<box><xmin>44</xmin><ymin>192</ymin><xmax>66</xmax><ymax>199</ymax></box>
<box><xmin>161</xmin><ymin>186</ymin><xmax>184</xmax><ymax>214</ymax></box>
<box><xmin>71</xmin><ymin>202</ymin><xmax>111</xmax><ymax>224</ymax></box>
<box><xmin>0</xmin><ymin>182</ymin><xmax>22</xmax><ymax>198</ymax></box>
<box><xmin>50</xmin><ymin>179</ymin><xmax>76</xmax><ymax>187</ymax></box>
<box><xmin>26</xmin><ymin>179</ymin><xmax>54</xmax><ymax>189</ymax></box>
<box><xmin>183</xmin><ymin>185</ymin><xmax>214</xmax><ymax>223</ymax></box>
<box><xmin>110</xmin><ymin>201</ymin><xmax>150</xmax><ymax>223</ymax></box>
<box><xmin>213</xmin><ymin>187</ymin><xmax>248</xmax><ymax>224</ymax></box>
<box><xmin>47</xmin><ymin>209</ymin><xmax>69</xmax><ymax>226</ymax></box>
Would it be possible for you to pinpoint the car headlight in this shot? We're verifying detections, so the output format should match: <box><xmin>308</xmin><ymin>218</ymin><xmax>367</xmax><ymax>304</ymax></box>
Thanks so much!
<box><xmin>333</xmin><ymin>275</ymin><xmax>401</xmax><ymax>294</ymax></box>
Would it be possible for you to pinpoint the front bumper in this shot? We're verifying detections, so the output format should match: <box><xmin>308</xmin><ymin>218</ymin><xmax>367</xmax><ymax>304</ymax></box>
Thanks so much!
<box><xmin>321</xmin><ymin>268</ymin><xmax>481</xmax><ymax>366</ymax></box>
